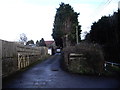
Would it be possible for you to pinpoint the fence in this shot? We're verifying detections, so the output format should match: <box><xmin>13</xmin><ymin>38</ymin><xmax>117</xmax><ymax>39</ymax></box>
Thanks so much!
<box><xmin>0</xmin><ymin>39</ymin><xmax>48</xmax><ymax>78</ymax></box>
<box><xmin>104</xmin><ymin>61</ymin><xmax>120</xmax><ymax>71</ymax></box>
<box><xmin>106</xmin><ymin>61</ymin><xmax>120</xmax><ymax>67</ymax></box>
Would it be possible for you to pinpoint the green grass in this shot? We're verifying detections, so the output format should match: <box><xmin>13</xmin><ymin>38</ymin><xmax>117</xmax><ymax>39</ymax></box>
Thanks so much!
<box><xmin>102</xmin><ymin>65</ymin><xmax>120</xmax><ymax>77</ymax></box>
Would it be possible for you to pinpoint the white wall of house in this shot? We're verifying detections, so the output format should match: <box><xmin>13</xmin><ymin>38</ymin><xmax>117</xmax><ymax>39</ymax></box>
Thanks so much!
<box><xmin>48</xmin><ymin>48</ymin><xmax>52</xmax><ymax>55</ymax></box>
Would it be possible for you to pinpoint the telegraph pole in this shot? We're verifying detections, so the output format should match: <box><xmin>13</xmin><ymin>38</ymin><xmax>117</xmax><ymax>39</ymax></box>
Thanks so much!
<box><xmin>76</xmin><ymin>26</ymin><xmax>78</xmax><ymax>44</ymax></box>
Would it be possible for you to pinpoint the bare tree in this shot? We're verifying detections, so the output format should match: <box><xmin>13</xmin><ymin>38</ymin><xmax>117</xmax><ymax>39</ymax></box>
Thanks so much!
<box><xmin>19</xmin><ymin>33</ymin><xmax>27</xmax><ymax>45</ymax></box>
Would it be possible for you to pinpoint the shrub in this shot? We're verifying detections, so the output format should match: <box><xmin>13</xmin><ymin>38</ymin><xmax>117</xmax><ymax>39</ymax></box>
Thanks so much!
<box><xmin>63</xmin><ymin>42</ymin><xmax>105</xmax><ymax>75</ymax></box>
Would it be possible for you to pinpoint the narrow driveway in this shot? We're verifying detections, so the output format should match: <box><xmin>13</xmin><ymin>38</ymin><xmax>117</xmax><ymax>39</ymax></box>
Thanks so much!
<box><xmin>3</xmin><ymin>54</ymin><xmax>120</xmax><ymax>88</ymax></box>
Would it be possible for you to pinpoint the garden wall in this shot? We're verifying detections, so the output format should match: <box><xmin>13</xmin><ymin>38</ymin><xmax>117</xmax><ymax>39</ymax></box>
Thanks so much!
<box><xmin>0</xmin><ymin>39</ymin><xmax>48</xmax><ymax>78</ymax></box>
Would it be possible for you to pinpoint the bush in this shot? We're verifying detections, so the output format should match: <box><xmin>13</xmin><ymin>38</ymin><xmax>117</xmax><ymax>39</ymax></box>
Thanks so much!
<box><xmin>63</xmin><ymin>42</ymin><xmax>105</xmax><ymax>75</ymax></box>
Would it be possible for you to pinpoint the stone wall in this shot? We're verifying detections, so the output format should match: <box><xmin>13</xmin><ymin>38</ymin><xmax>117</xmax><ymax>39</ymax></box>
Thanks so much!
<box><xmin>63</xmin><ymin>43</ymin><xmax>105</xmax><ymax>75</ymax></box>
<box><xmin>1</xmin><ymin>39</ymin><xmax>48</xmax><ymax>78</ymax></box>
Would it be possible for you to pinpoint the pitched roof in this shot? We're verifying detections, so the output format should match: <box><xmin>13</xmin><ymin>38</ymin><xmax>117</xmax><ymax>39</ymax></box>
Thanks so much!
<box><xmin>45</xmin><ymin>41</ymin><xmax>54</xmax><ymax>46</ymax></box>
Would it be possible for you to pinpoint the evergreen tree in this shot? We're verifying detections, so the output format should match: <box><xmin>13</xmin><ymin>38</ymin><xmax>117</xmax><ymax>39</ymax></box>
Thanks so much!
<box><xmin>39</xmin><ymin>38</ymin><xmax>46</xmax><ymax>46</ymax></box>
<box><xmin>36</xmin><ymin>40</ymin><xmax>39</xmax><ymax>46</ymax></box>
<box><xmin>52</xmin><ymin>2</ymin><xmax>81</xmax><ymax>47</ymax></box>
<box><xmin>86</xmin><ymin>10</ymin><xmax>120</xmax><ymax>63</ymax></box>
<box><xmin>26</xmin><ymin>40</ymin><xmax>34</xmax><ymax>45</ymax></box>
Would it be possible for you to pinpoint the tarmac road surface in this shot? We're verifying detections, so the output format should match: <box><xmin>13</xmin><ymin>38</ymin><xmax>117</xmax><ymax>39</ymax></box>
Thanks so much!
<box><xmin>2</xmin><ymin>53</ymin><xmax>120</xmax><ymax>88</ymax></box>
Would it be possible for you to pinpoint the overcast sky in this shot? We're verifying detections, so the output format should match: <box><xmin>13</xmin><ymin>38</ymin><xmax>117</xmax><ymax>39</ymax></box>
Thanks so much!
<box><xmin>0</xmin><ymin>0</ymin><xmax>119</xmax><ymax>42</ymax></box>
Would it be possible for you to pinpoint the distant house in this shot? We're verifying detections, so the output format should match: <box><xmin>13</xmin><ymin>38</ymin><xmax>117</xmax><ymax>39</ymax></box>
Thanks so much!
<box><xmin>45</xmin><ymin>41</ymin><xmax>56</xmax><ymax>55</ymax></box>
<box><xmin>45</xmin><ymin>41</ymin><xmax>56</xmax><ymax>48</ymax></box>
